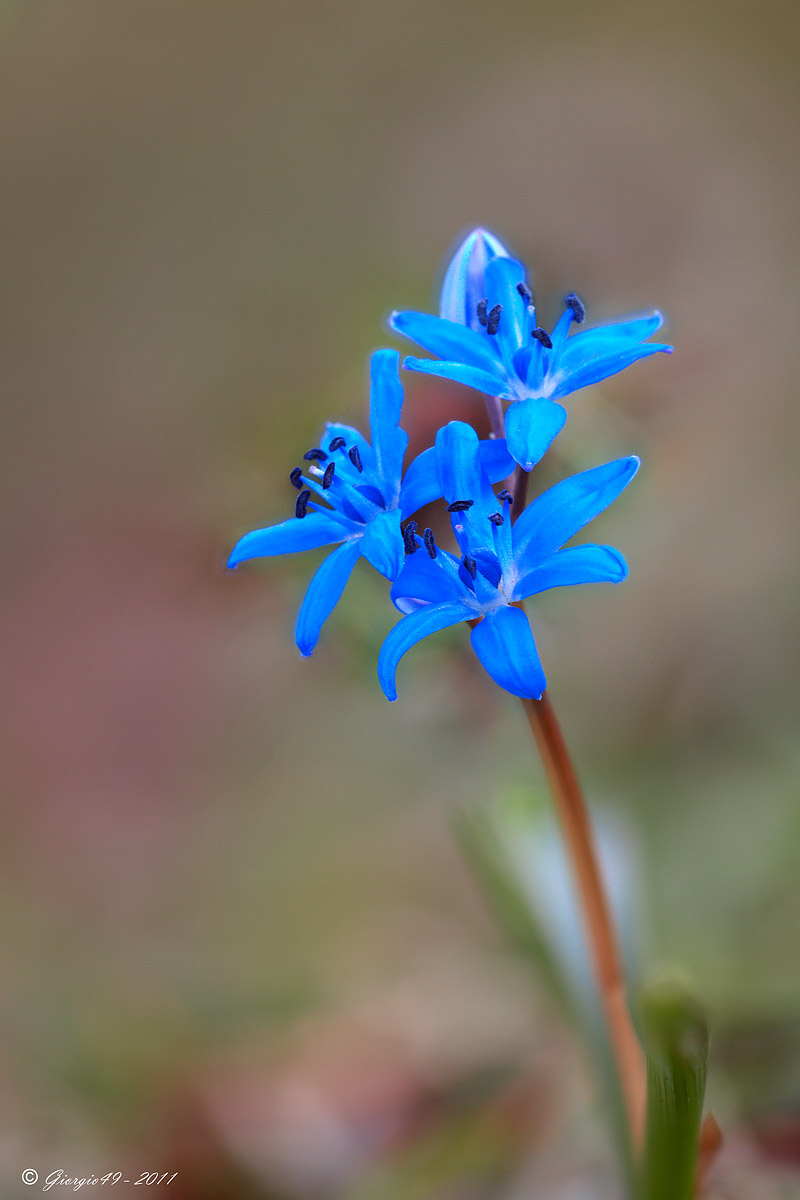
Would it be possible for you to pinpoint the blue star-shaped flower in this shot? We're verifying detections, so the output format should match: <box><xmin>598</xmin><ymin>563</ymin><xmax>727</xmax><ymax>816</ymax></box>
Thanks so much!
<box><xmin>390</xmin><ymin>227</ymin><xmax>671</xmax><ymax>472</ymax></box>
<box><xmin>378</xmin><ymin>421</ymin><xmax>639</xmax><ymax>701</ymax></box>
<box><xmin>228</xmin><ymin>350</ymin><xmax>515</xmax><ymax>656</ymax></box>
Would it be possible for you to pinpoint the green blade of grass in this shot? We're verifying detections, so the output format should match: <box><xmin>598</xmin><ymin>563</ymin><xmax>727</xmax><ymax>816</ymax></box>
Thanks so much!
<box><xmin>638</xmin><ymin>981</ymin><xmax>709</xmax><ymax>1200</ymax></box>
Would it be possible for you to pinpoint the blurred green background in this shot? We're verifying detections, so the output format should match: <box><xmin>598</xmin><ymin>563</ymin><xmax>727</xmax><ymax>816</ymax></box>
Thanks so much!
<box><xmin>1</xmin><ymin>2</ymin><xmax>798</xmax><ymax>1196</ymax></box>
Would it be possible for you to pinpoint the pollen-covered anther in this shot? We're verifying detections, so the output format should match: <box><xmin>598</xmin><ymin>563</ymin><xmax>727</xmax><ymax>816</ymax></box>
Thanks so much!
<box><xmin>289</xmin><ymin>467</ymin><xmax>303</xmax><ymax>490</ymax></box>
<box><xmin>488</xmin><ymin>512</ymin><xmax>504</xmax><ymax>526</ymax></box>
<box><xmin>486</xmin><ymin>304</ymin><xmax>502</xmax><ymax>336</ymax></box>
<box><xmin>462</xmin><ymin>554</ymin><xmax>477</xmax><ymax>579</ymax></box>
<box><xmin>476</xmin><ymin>298</ymin><xmax>488</xmax><ymax>327</ymax></box>
<box><xmin>328</xmin><ymin>436</ymin><xmax>346</xmax><ymax>452</ymax></box>
<box><xmin>497</xmin><ymin>489</ymin><xmax>513</xmax><ymax>504</ymax></box>
<box><xmin>423</xmin><ymin>527</ymin><xmax>437</xmax><ymax>559</ymax></box>
<box><xmin>303</xmin><ymin>447</ymin><xmax>328</xmax><ymax>462</ymax></box>
<box><xmin>565</xmin><ymin>292</ymin><xmax>586</xmax><ymax>323</ymax></box>
<box><xmin>531</xmin><ymin>327</ymin><xmax>553</xmax><ymax>349</ymax></box>
<box><xmin>402</xmin><ymin>520</ymin><xmax>418</xmax><ymax>555</ymax></box>
<box><xmin>322</xmin><ymin>462</ymin><xmax>335</xmax><ymax>489</ymax></box>
<box><xmin>516</xmin><ymin>281</ymin><xmax>533</xmax><ymax>304</ymax></box>
<box><xmin>295</xmin><ymin>489</ymin><xmax>311</xmax><ymax>519</ymax></box>
<box><xmin>447</xmin><ymin>499</ymin><xmax>474</xmax><ymax>512</ymax></box>
<box><xmin>348</xmin><ymin>445</ymin><xmax>363</xmax><ymax>472</ymax></box>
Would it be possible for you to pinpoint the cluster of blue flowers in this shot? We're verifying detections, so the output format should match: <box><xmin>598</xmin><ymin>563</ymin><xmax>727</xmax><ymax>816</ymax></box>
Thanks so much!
<box><xmin>229</xmin><ymin>229</ymin><xmax>670</xmax><ymax>701</ymax></box>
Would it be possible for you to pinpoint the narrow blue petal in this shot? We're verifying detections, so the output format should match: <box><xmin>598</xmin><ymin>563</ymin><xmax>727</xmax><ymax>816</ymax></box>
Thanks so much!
<box><xmin>435</xmin><ymin>422</ymin><xmax>502</xmax><ymax>556</ymax></box>
<box><xmin>390</xmin><ymin>544</ymin><xmax>475</xmax><ymax>612</ymax></box>
<box><xmin>439</xmin><ymin>227</ymin><xmax>510</xmax><ymax>328</ymax></box>
<box><xmin>503</xmin><ymin>396</ymin><xmax>567</xmax><ymax>472</ymax></box>
<box><xmin>469</xmin><ymin>606</ymin><xmax>547</xmax><ymax>700</ymax></box>
<box><xmin>548</xmin><ymin>343</ymin><xmax>671</xmax><ymax>400</ymax></box>
<box><xmin>557</xmin><ymin>312</ymin><xmax>665</xmax><ymax>375</ymax></box>
<box><xmin>359</xmin><ymin>508</ymin><xmax>404</xmax><ymax>580</ymax></box>
<box><xmin>398</xmin><ymin>446</ymin><xmax>440</xmax><ymax>517</ymax></box>
<box><xmin>478</xmin><ymin>438</ymin><xmax>516</xmax><ymax>483</ymax></box>
<box><xmin>512</xmin><ymin>456</ymin><xmax>640</xmax><ymax>564</ymax></box>
<box><xmin>228</xmin><ymin>511</ymin><xmax>349</xmax><ymax>567</ymax></box>
<box><xmin>513</xmin><ymin>543</ymin><xmax>628</xmax><ymax>601</ymax></box>
<box><xmin>390</xmin><ymin>311</ymin><xmax>504</xmax><ymax>374</ymax></box>
<box><xmin>402</xmin><ymin>356</ymin><xmax>513</xmax><ymax>400</ymax></box>
<box><xmin>399</xmin><ymin>437</ymin><xmax>514</xmax><ymax>519</ymax></box>
<box><xmin>368</xmin><ymin>348</ymin><xmax>408</xmax><ymax>500</ymax></box>
<box><xmin>484</xmin><ymin>256</ymin><xmax>528</xmax><ymax>349</ymax></box>
<box><xmin>295</xmin><ymin>538</ymin><xmax>362</xmax><ymax>657</ymax></box>
<box><xmin>378</xmin><ymin>600</ymin><xmax>476</xmax><ymax>701</ymax></box>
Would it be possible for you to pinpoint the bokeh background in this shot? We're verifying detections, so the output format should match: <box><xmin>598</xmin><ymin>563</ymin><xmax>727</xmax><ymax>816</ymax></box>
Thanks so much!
<box><xmin>1</xmin><ymin>2</ymin><xmax>799</xmax><ymax>1196</ymax></box>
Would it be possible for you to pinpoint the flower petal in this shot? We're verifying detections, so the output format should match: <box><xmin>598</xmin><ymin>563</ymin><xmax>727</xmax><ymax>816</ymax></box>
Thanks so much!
<box><xmin>558</xmin><ymin>312</ymin><xmax>665</xmax><ymax>375</ymax></box>
<box><xmin>399</xmin><ymin>437</ymin><xmax>515</xmax><ymax>518</ymax></box>
<box><xmin>435</xmin><ymin>421</ymin><xmax>502</xmax><ymax>556</ymax></box>
<box><xmin>470</xmin><ymin>606</ymin><xmax>546</xmax><ymax>699</ymax></box>
<box><xmin>390</xmin><ymin>544</ymin><xmax>475</xmax><ymax>612</ymax></box>
<box><xmin>402</xmin><ymin>356</ymin><xmax>513</xmax><ymax>400</ymax></box>
<box><xmin>503</xmin><ymin>395</ymin><xmax>567</xmax><ymax>472</ymax></box>
<box><xmin>390</xmin><ymin>311</ymin><xmax>503</xmax><ymax>374</ymax></box>
<box><xmin>321</xmin><ymin>422</ymin><xmax>377</xmax><ymax>475</ymax></box>
<box><xmin>439</xmin><ymin>227</ymin><xmax>510</xmax><ymax>327</ymax></box>
<box><xmin>378</xmin><ymin>600</ymin><xmax>475</xmax><ymax>701</ymax></box>
<box><xmin>484</xmin><ymin>255</ymin><xmax>529</xmax><ymax>349</ymax></box>
<box><xmin>368</xmin><ymin>348</ymin><xmax>408</xmax><ymax>500</ymax></box>
<box><xmin>359</xmin><ymin>507</ymin><xmax>404</xmax><ymax>580</ymax></box>
<box><xmin>512</xmin><ymin>456</ymin><xmax>640</xmax><ymax>564</ymax></box>
<box><xmin>548</xmin><ymin>343</ymin><xmax>671</xmax><ymax>401</ymax></box>
<box><xmin>513</xmin><ymin>543</ymin><xmax>628</xmax><ymax>600</ymax></box>
<box><xmin>228</xmin><ymin>511</ymin><xmax>349</xmax><ymax>567</ymax></box>
<box><xmin>295</xmin><ymin>538</ymin><xmax>362</xmax><ymax>657</ymax></box>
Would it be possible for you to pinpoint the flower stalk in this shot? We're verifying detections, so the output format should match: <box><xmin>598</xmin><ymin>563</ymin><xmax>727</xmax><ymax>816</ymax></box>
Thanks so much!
<box><xmin>521</xmin><ymin>692</ymin><xmax>647</xmax><ymax>1150</ymax></box>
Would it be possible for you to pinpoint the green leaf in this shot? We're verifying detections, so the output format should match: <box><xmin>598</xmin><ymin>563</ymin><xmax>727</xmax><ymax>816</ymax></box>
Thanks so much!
<box><xmin>638</xmin><ymin>981</ymin><xmax>709</xmax><ymax>1200</ymax></box>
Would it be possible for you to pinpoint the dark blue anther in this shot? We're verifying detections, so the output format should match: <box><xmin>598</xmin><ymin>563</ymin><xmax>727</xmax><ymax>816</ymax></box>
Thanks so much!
<box><xmin>531</xmin><ymin>327</ymin><xmax>553</xmax><ymax>349</ymax></box>
<box><xmin>303</xmin><ymin>447</ymin><xmax>328</xmax><ymax>462</ymax></box>
<box><xmin>295</xmin><ymin>489</ymin><xmax>311</xmax><ymax>519</ymax></box>
<box><xmin>486</xmin><ymin>304</ymin><xmax>502</xmax><ymax>336</ymax></box>
<box><xmin>329</xmin><ymin>435</ymin><xmax>346</xmax><ymax>451</ymax></box>
<box><xmin>402</xmin><ymin>520</ymin><xmax>418</xmax><ymax>555</ymax></box>
<box><xmin>348</xmin><ymin>445</ymin><xmax>363</xmax><ymax>472</ymax></box>
<box><xmin>423</xmin><ymin>527</ymin><xmax>437</xmax><ymax>559</ymax></box>
<box><xmin>488</xmin><ymin>512</ymin><xmax>504</xmax><ymax>526</ymax></box>
<box><xmin>477</xmin><ymin>298</ymin><xmax>488</xmax><ymax>327</ymax></box>
<box><xmin>447</xmin><ymin>499</ymin><xmax>474</xmax><ymax>512</ymax></box>
<box><xmin>516</xmin><ymin>281</ymin><xmax>533</xmax><ymax>304</ymax></box>
<box><xmin>289</xmin><ymin>467</ymin><xmax>303</xmax><ymax>490</ymax></box>
<box><xmin>565</xmin><ymin>292</ymin><xmax>585</xmax><ymax>323</ymax></box>
<box><xmin>463</xmin><ymin>554</ymin><xmax>477</xmax><ymax>579</ymax></box>
<box><xmin>322</xmin><ymin>461</ymin><xmax>335</xmax><ymax>489</ymax></box>
<box><xmin>497</xmin><ymin>489</ymin><xmax>513</xmax><ymax>504</ymax></box>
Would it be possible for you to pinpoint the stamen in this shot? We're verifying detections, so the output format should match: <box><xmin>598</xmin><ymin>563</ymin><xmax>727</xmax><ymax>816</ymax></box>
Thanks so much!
<box><xmin>516</xmin><ymin>280</ymin><xmax>533</xmax><ymax>304</ymax></box>
<box><xmin>402</xmin><ymin>520</ymin><xmax>418</xmax><ymax>555</ymax></box>
<box><xmin>289</xmin><ymin>467</ymin><xmax>303</xmax><ymax>490</ymax></box>
<box><xmin>303</xmin><ymin>447</ymin><xmax>328</xmax><ymax>462</ymax></box>
<box><xmin>497</xmin><ymin>489</ymin><xmax>513</xmax><ymax>504</ymax></box>
<box><xmin>447</xmin><ymin>499</ymin><xmax>474</xmax><ymax>512</ymax></box>
<box><xmin>486</xmin><ymin>304</ymin><xmax>502</xmax><ymax>336</ymax></box>
<box><xmin>477</xmin><ymin>298</ymin><xmax>488</xmax><ymax>327</ymax></box>
<box><xmin>295</xmin><ymin>489</ymin><xmax>311</xmax><ymax>519</ymax></box>
<box><xmin>329</xmin><ymin>435</ymin><xmax>346</xmax><ymax>451</ymax></box>
<box><xmin>488</xmin><ymin>512</ymin><xmax>504</xmax><ymax>526</ymax></box>
<box><xmin>565</xmin><ymin>292</ymin><xmax>586</xmax><ymax>323</ymax></box>
<box><xmin>348</xmin><ymin>445</ymin><xmax>363</xmax><ymax>472</ymax></box>
<box><xmin>322</xmin><ymin>461</ymin><xmax>335</xmax><ymax>489</ymax></box>
<box><xmin>462</xmin><ymin>554</ymin><xmax>477</xmax><ymax>579</ymax></box>
<box><xmin>423</xmin><ymin>527</ymin><xmax>437</xmax><ymax>559</ymax></box>
<box><xmin>531</xmin><ymin>327</ymin><xmax>553</xmax><ymax>349</ymax></box>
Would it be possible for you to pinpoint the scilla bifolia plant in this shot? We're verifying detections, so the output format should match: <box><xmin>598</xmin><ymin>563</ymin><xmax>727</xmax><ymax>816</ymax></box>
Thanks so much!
<box><xmin>229</xmin><ymin>229</ymin><xmax>715</xmax><ymax>1199</ymax></box>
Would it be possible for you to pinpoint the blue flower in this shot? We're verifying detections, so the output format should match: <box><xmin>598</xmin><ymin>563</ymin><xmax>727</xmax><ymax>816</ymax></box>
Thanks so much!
<box><xmin>378</xmin><ymin>421</ymin><xmax>639</xmax><ymax>701</ymax></box>
<box><xmin>390</xmin><ymin>228</ymin><xmax>671</xmax><ymax>472</ymax></box>
<box><xmin>228</xmin><ymin>350</ymin><xmax>515</xmax><ymax>657</ymax></box>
